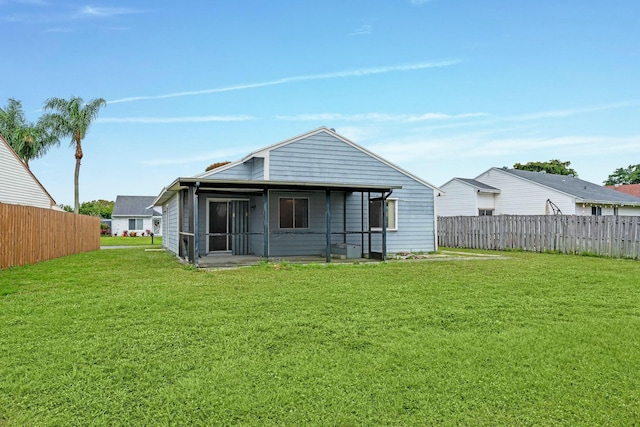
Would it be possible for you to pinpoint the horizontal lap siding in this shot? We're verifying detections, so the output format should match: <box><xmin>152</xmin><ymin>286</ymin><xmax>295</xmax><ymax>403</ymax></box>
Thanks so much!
<box><xmin>252</xmin><ymin>158</ymin><xmax>264</xmax><ymax>180</ymax></box>
<box><xmin>437</xmin><ymin>181</ymin><xmax>478</xmax><ymax>216</ymax></box>
<box><xmin>203</xmin><ymin>161</ymin><xmax>253</xmax><ymax>180</ymax></box>
<box><xmin>163</xmin><ymin>195</ymin><xmax>179</xmax><ymax>254</ymax></box>
<box><xmin>478</xmin><ymin>169</ymin><xmax>576</xmax><ymax>215</ymax></box>
<box><xmin>270</xmin><ymin>132</ymin><xmax>435</xmax><ymax>253</ymax></box>
<box><xmin>0</xmin><ymin>140</ymin><xmax>53</xmax><ymax>209</ymax></box>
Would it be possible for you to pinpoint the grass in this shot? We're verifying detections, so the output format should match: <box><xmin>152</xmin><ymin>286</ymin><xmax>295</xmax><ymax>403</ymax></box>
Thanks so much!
<box><xmin>100</xmin><ymin>235</ymin><xmax>162</xmax><ymax>246</ymax></box>
<box><xmin>1</xmin><ymin>249</ymin><xmax>639</xmax><ymax>425</ymax></box>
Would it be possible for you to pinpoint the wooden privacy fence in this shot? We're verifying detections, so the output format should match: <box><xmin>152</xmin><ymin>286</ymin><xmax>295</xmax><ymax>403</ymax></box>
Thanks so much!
<box><xmin>438</xmin><ymin>215</ymin><xmax>640</xmax><ymax>259</ymax></box>
<box><xmin>0</xmin><ymin>203</ymin><xmax>100</xmax><ymax>269</ymax></box>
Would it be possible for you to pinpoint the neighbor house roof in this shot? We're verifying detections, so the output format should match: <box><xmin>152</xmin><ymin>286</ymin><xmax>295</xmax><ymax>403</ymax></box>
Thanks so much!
<box><xmin>444</xmin><ymin>178</ymin><xmax>500</xmax><ymax>193</ymax></box>
<box><xmin>606</xmin><ymin>184</ymin><xmax>640</xmax><ymax>198</ymax></box>
<box><xmin>497</xmin><ymin>168</ymin><xmax>640</xmax><ymax>206</ymax></box>
<box><xmin>112</xmin><ymin>195</ymin><xmax>161</xmax><ymax>217</ymax></box>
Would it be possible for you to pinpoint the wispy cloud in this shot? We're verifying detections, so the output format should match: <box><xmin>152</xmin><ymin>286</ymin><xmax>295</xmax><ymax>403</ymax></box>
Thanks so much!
<box><xmin>3</xmin><ymin>3</ymin><xmax>146</xmax><ymax>24</ymax></box>
<box><xmin>108</xmin><ymin>60</ymin><xmax>462</xmax><ymax>104</ymax></box>
<box><xmin>410</xmin><ymin>0</ymin><xmax>433</xmax><ymax>4</ymax></box>
<box><xmin>348</xmin><ymin>24</ymin><xmax>372</xmax><ymax>36</ymax></box>
<box><xmin>78</xmin><ymin>6</ymin><xmax>144</xmax><ymax>18</ymax></box>
<box><xmin>276</xmin><ymin>111</ymin><xmax>487</xmax><ymax>122</ymax></box>
<box><xmin>506</xmin><ymin>100</ymin><xmax>640</xmax><ymax>122</ymax></box>
<box><xmin>97</xmin><ymin>115</ymin><xmax>255</xmax><ymax>124</ymax></box>
<box><xmin>141</xmin><ymin>148</ymin><xmax>248</xmax><ymax>167</ymax></box>
<box><xmin>370</xmin><ymin>133</ymin><xmax>640</xmax><ymax>165</ymax></box>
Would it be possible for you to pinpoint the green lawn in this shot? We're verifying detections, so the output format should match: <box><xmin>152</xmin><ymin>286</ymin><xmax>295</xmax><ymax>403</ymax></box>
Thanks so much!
<box><xmin>100</xmin><ymin>235</ymin><xmax>162</xmax><ymax>246</ymax></box>
<box><xmin>1</xmin><ymin>249</ymin><xmax>639</xmax><ymax>426</ymax></box>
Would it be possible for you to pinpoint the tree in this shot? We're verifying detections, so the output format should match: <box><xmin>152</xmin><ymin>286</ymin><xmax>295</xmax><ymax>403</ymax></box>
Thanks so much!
<box><xmin>513</xmin><ymin>159</ymin><xmax>577</xmax><ymax>176</ymax></box>
<box><xmin>78</xmin><ymin>199</ymin><xmax>114</xmax><ymax>218</ymax></box>
<box><xmin>42</xmin><ymin>97</ymin><xmax>106</xmax><ymax>214</ymax></box>
<box><xmin>205</xmin><ymin>161</ymin><xmax>231</xmax><ymax>171</ymax></box>
<box><xmin>0</xmin><ymin>98</ymin><xmax>56</xmax><ymax>168</ymax></box>
<box><xmin>603</xmin><ymin>164</ymin><xmax>640</xmax><ymax>185</ymax></box>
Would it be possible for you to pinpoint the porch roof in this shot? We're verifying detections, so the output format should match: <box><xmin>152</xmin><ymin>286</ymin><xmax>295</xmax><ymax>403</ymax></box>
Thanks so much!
<box><xmin>153</xmin><ymin>178</ymin><xmax>401</xmax><ymax>206</ymax></box>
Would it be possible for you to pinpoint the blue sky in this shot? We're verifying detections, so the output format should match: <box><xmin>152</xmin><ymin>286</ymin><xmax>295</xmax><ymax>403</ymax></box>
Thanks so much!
<box><xmin>1</xmin><ymin>0</ymin><xmax>639</xmax><ymax>206</ymax></box>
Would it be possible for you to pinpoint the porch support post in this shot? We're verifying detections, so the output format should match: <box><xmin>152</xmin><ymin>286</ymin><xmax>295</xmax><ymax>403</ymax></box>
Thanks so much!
<box><xmin>193</xmin><ymin>183</ymin><xmax>200</xmax><ymax>267</ymax></box>
<box><xmin>361</xmin><ymin>192</ymin><xmax>365</xmax><ymax>257</ymax></box>
<box><xmin>367</xmin><ymin>192</ymin><xmax>372</xmax><ymax>259</ymax></box>
<box><xmin>382</xmin><ymin>191</ymin><xmax>387</xmax><ymax>261</ymax></box>
<box><xmin>326</xmin><ymin>189</ymin><xmax>332</xmax><ymax>263</ymax></box>
<box><xmin>263</xmin><ymin>189</ymin><xmax>269</xmax><ymax>259</ymax></box>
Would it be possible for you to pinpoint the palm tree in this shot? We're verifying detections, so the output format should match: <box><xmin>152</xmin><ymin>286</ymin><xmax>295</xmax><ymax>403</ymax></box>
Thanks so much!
<box><xmin>0</xmin><ymin>98</ymin><xmax>25</xmax><ymax>144</ymax></box>
<box><xmin>0</xmin><ymin>98</ymin><xmax>57</xmax><ymax>168</ymax></box>
<box><xmin>42</xmin><ymin>97</ymin><xmax>106</xmax><ymax>214</ymax></box>
<box><xmin>16</xmin><ymin>120</ymin><xmax>58</xmax><ymax>168</ymax></box>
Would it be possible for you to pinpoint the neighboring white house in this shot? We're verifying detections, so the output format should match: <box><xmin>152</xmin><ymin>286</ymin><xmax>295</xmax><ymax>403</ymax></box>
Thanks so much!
<box><xmin>0</xmin><ymin>134</ymin><xmax>58</xmax><ymax>209</ymax></box>
<box><xmin>438</xmin><ymin>167</ymin><xmax>640</xmax><ymax>216</ymax></box>
<box><xmin>112</xmin><ymin>195</ymin><xmax>162</xmax><ymax>236</ymax></box>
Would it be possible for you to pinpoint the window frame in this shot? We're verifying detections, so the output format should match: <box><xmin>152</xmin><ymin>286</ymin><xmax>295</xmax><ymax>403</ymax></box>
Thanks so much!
<box><xmin>591</xmin><ymin>206</ymin><xmax>602</xmax><ymax>216</ymax></box>
<box><xmin>369</xmin><ymin>198</ymin><xmax>398</xmax><ymax>232</ymax></box>
<box><xmin>278</xmin><ymin>197</ymin><xmax>310</xmax><ymax>229</ymax></box>
<box><xmin>128</xmin><ymin>218</ymin><xmax>144</xmax><ymax>230</ymax></box>
<box><xmin>478</xmin><ymin>209</ymin><xmax>494</xmax><ymax>216</ymax></box>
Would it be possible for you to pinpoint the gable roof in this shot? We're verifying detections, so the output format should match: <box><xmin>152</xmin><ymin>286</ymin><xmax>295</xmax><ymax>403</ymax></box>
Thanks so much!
<box><xmin>494</xmin><ymin>168</ymin><xmax>640</xmax><ymax>206</ymax></box>
<box><xmin>197</xmin><ymin>127</ymin><xmax>442</xmax><ymax>193</ymax></box>
<box><xmin>442</xmin><ymin>177</ymin><xmax>500</xmax><ymax>193</ymax></box>
<box><xmin>0</xmin><ymin>133</ymin><xmax>57</xmax><ymax>208</ymax></box>
<box><xmin>607</xmin><ymin>184</ymin><xmax>640</xmax><ymax>198</ymax></box>
<box><xmin>112</xmin><ymin>195</ymin><xmax>161</xmax><ymax>217</ymax></box>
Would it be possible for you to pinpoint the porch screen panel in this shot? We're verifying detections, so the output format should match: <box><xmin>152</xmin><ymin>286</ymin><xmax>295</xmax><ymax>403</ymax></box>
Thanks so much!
<box><xmin>232</xmin><ymin>200</ymin><xmax>249</xmax><ymax>255</ymax></box>
<box><xmin>209</xmin><ymin>201</ymin><xmax>228</xmax><ymax>251</ymax></box>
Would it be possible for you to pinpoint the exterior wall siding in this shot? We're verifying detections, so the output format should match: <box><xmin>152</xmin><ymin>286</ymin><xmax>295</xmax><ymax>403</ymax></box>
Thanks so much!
<box><xmin>252</xmin><ymin>157</ymin><xmax>264</xmax><ymax>180</ymax></box>
<box><xmin>477</xmin><ymin>169</ymin><xmax>576</xmax><ymax>215</ymax></box>
<box><xmin>202</xmin><ymin>160</ymin><xmax>253</xmax><ymax>180</ymax></box>
<box><xmin>0</xmin><ymin>137</ymin><xmax>53</xmax><ymax>209</ymax></box>
<box><xmin>477</xmin><ymin>193</ymin><xmax>496</xmax><ymax>211</ymax></box>
<box><xmin>617</xmin><ymin>206</ymin><xmax>640</xmax><ymax>216</ymax></box>
<box><xmin>437</xmin><ymin>181</ymin><xmax>478</xmax><ymax>216</ymax></box>
<box><xmin>270</xmin><ymin>132</ymin><xmax>436</xmax><ymax>253</ymax></box>
<box><xmin>268</xmin><ymin>131</ymin><xmax>436</xmax><ymax>253</ymax></box>
<box><xmin>163</xmin><ymin>194</ymin><xmax>179</xmax><ymax>254</ymax></box>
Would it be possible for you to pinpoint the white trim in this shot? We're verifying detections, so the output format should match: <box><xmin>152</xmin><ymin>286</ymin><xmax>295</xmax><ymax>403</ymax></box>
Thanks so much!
<box><xmin>370</xmin><ymin>198</ymin><xmax>398</xmax><ymax>232</ymax></box>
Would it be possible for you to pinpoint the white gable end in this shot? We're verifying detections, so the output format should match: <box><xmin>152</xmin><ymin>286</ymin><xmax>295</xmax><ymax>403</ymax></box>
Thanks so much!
<box><xmin>0</xmin><ymin>135</ymin><xmax>55</xmax><ymax>209</ymax></box>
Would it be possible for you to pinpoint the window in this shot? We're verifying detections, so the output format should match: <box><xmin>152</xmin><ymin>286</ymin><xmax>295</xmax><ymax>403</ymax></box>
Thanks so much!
<box><xmin>279</xmin><ymin>198</ymin><xmax>309</xmax><ymax>229</ymax></box>
<box><xmin>478</xmin><ymin>209</ymin><xmax>494</xmax><ymax>216</ymax></box>
<box><xmin>591</xmin><ymin>206</ymin><xmax>602</xmax><ymax>216</ymax></box>
<box><xmin>128</xmin><ymin>218</ymin><xmax>144</xmax><ymax>230</ymax></box>
<box><xmin>369</xmin><ymin>199</ymin><xmax>398</xmax><ymax>231</ymax></box>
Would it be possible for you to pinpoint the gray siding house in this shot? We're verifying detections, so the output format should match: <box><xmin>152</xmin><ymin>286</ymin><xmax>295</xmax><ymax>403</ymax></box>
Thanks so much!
<box><xmin>154</xmin><ymin>127</ymin><xmax>441</xmax><ymax>265</ymax></box>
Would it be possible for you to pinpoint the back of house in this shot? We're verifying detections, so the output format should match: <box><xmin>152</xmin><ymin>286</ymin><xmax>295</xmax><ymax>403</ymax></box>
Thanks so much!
<box><xmin>155</xmin><ymin>127</ymin><xmax>440</xmax><ymax>263</ymax></box>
